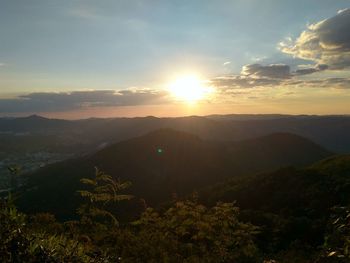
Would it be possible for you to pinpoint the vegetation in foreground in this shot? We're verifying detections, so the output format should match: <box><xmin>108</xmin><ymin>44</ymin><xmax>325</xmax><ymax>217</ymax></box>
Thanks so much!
<box><xmin>1</xmin><ymin>168</ymin><xmax>260</xmax><ymax>262</ymax></box>
<box><xmin>2</xmin><ymin>155</ymin><xmax>350</xmax><ymax>262</ymax></box>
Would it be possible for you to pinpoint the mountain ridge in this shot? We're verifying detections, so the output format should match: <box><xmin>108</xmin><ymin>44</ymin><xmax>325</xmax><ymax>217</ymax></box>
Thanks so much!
<box><xmin>1</xmin><ymin>114</ymin><xmax>349</xmax><ymax>153</ymax></box>
<box><xmin>17</xmin><ymin>129</ymin><xmax>332</xmax><ymax>220</ymax></box>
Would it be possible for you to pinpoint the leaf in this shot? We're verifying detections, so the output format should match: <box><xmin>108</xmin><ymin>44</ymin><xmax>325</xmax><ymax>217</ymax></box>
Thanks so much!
<box><xmin>328</xmin><ymin>251</ymin><xmax>337</xmax><ymax>257</ymax></box>
<box><xmin>80</xmin><ymin>178</ymin><xmax>97</xmax><ymax>186</ymax></box>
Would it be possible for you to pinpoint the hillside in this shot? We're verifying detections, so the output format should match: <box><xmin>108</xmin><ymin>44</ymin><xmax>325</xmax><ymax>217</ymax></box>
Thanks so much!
<box><xmin>17</xmin><ymin>129</ymin><xmax>331</xmax><ymax>220</ymax></box>
<box><xmin>199</xmin><ymin>154</ymin><xmax>350</xmax><ymax>255</ymax></box>
<box><xmin>226</xmin><ymin>132</ymin><xmax>331</xmax><ymax>175</ymax></box>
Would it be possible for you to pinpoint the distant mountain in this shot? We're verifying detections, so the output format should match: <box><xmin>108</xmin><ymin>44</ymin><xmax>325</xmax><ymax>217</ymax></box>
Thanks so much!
<box><xmin>17</xmin><ymin>129</ymin><xmax>331</xmax><ymax>220</ymax></box>
<box><xmin>206</xmin><ymin>114</ymin><xmax>295</xmax><ymax>121</ymax></box>
<box><xmin>224</xmin><ymin>116</ymin><xmax>350</xmax><ymax>153</ymax></box>
<box><xmin>1</xmin><ymin>114</ymin><xmax>349</xmax><ymax>153</ymax></box>
<box><xmin>0</xmin><ymin>115</ymin><xmax>72</xmax><ymax>133</ymax></box>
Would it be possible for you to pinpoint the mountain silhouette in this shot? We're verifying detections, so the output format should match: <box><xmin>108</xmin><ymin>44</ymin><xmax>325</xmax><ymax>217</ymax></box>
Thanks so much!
<box><xmin>17</xmin><ymin>129</ymin><xmax>332</xmax><ymax>220</ymax></box>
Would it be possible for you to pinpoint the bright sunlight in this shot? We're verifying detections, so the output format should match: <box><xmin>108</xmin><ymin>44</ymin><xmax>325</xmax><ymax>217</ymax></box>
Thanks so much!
<box><xmin>168</xmin><ymin>75</ymin><xmax>212</xmax><ymax>103</ymax></box>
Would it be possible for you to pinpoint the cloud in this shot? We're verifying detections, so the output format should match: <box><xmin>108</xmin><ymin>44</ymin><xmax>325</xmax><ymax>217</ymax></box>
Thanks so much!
<box><xmin>212</xmin><ymin>75</ymin><xmax>350</xmax><ymax>91</ymax></box>
<box><xmin>211</xmin><ymin>75</ymin><xmax>282</xmax><ymax>91</ymax></box>
<box><xmin>211</xmin><ymin>63</ymin><xmax>290</xmax><ymax>91</ymax></box>
<box><xmin>211</xmin><ymin>61</ymin><xmax>350</xmax><ymax>92</ymax></box>
<box><xmin>241</xmin><ymin>63</ymin><xmax>291</xmax><ymax>79</ymax></box>
<box><xmin>279</xmin><ymin>8</ymin><xmax>350</xmax><ymax>69</ymax></box>
<box><xmin>294</xmin><ymin>64</ymin><xmax>328</xmax><ymax>75</ymax></box>
<box><xmin>291</xmin><ymin>78</ymin><xmax>350</xmax><ymax>89</ymax></box>
<box><xmin>67</xmin><ymin>5</ymin><xmax>101</xmax><ymax>20</ymax></box>
<box><xmin>0</xmin><ymin>89</ymin><xmax>169</xmax><ymax>113</ymax></box>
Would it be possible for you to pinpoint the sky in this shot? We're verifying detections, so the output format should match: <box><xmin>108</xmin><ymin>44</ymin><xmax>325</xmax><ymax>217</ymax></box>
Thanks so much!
<box><xmin>0</xmin><ymin>0</ymin><xmax>350</xmax><ymax>118</ymax></box>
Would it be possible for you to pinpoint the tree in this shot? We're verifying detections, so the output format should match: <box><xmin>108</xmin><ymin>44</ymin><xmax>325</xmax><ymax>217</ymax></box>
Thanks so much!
<box><xmin>121</xmin><ymin>198</ymin><xmax>260</xmax><ymax>262</ymax></box>
<box><xmin>77</xmin><ymin>167</ymin><xmax>133</xmax><ymax>226</ymax></box>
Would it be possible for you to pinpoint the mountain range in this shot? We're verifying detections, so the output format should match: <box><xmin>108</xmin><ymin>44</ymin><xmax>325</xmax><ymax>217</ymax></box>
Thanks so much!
<box><xmin>1</xmin><ymin>114</ymin><xmax>349</xmax><ymax>154</ymax></box>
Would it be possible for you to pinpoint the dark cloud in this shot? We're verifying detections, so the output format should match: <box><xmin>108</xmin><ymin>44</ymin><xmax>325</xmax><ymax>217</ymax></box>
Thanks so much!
<box><xmin>211</xmin><ymin>75</ymin><xmax>282</xmax><ymax>91</ymax></box>
<box><xmin>241</xmin><ymin>64</ymin><xmax>291</xmax><ymax>79</ymax></box>
<box><xmin>211</xmin><ymin>62</ymin><xmax>350</xmax><ymax>91</ymax></box>
<box><xmin>294</xmin><ymin>64</ymin><xmax>328</xmax><ymax>75</ymax></box>
<box><xmin>280</xmin><ymin>8</ymin><xmax>350</xmax><ymax>69</ymax></box>
<box><xmin>211</xmin><ymin>64</ymin><xmax>292</xmax><ymax>92</ymax></box>
<box><xmin>0</xmin><ymin>89</ymin><xmax>169</xmax><ymax>113</ymax></box>
<box><xmin>212</xmin><ymin>75</ymin><xmax>350</xmax><ymax>91</ymax></box>
<box><xmin>302</xmin><ymin>78</ymin><xmax>350</xmax><ymax>89</ymax></box>
<box><xmin>211</xmin><ymin>63</ymin><xmax>290</xmax><ymax>90</ymax></box>
<box><xmin>278</xmin><ymin>77</ymin><xmax>350</xmax><ymax>89</ymax></box>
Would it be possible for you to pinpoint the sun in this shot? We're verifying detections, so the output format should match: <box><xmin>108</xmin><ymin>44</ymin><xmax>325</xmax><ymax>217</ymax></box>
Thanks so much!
<box><xmin>168</xmin><ymin>75</ymin><xmax>212</xmax><ymax>103</ymax></box>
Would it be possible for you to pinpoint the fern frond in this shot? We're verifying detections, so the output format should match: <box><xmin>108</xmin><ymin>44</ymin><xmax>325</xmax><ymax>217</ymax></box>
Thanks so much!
<box><xmin>80</xmin><ymin>178</ymin><xmax>97</xmax><ymax>186</ymax></box>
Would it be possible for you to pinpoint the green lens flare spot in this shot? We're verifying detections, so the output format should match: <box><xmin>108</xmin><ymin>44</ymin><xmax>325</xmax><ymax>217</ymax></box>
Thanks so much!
<box><xmin>157</xmin><ymin>148</ymin><xmax>163</xmax><ymax>154</ymax></box>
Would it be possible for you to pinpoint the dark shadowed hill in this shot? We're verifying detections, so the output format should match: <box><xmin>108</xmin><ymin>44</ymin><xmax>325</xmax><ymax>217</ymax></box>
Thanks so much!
<box><xmin>199</xmin><ymin>155</ymin><xmax>350</xmax><ymax>252</ymax></box>
<box><xmin>221</xmin><ymin>116</ymin><xmax>350</xmax><ymax>153</ymax></box>
<box><xmin>226</xmin><ymin>132</ymin><xmax>332</xmax><ymax>175</ymax></box>
<box><xmin>17</xmin><ymin>129</ymin><xmax>332</xmax><ymax>220</ymax></box>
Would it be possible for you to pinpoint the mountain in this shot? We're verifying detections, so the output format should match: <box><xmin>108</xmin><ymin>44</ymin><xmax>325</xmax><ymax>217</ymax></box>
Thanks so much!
<box><xmin>225</xmin><ymin>132</ymin><xmax>331</xmax><ymax>175</ymax></box>
<box><xmin>16</xmin><ymin>129</ymin><xmax>332</xmax><ymax>220</ymax></box>
<box><xmin>222</xmin><ymin>116</ymin><xmax>350</xmax><ymax>153</ymax></box>
<box><xmin>1</xmin><ymin>114</ymin><xmax>349</xmax><ymax>154</ymax></box>
<box><xmin>0</xmin><ymin>115</ymin><xmax>72</xmax><ymax>133</ymax></box>
<box><xmin>201</xmin><ymin>154</ymin><xmax>350</xmax><ymax>213</ymax></box>
<box><xmin>199</xmin><ymin>155</ymin><xmax>350</xmax><ymax>253</ymax></box>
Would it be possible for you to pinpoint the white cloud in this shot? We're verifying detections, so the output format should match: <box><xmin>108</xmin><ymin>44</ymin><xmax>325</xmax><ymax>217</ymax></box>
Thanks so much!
<box><xmin>279</xmin><ymin>8</ymin><xmax>350</xmax><ymax>69</ymax></box>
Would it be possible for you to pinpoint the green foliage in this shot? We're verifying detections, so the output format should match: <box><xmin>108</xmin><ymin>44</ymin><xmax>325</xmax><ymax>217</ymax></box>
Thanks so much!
<box><xmin>77</xmin><ymin>167</ymin><xmax>133</xmax><ymax>226</ymax></box>
<box><xmin>1</xmin><ymin>191</ymin><xmax>259</xmax><ymax>262</ymax></box>
<box><xmin>3</xmin><ymin>155</ymin><xmax>350</xmax><ymax>262</ymax></box>
<box><xmin>0</xmin><ymin>198</ymin><xmax>96</xmax><ymax>263</ymax></box>
<box><xmin>0</xmin><ymin>197</ymin><xmax>27</xmax><ymax>262</ymax></box>
<box><xmin>322</xmin><ymin>206</ymin><xmax>350</xmax><ymax>262</ymax></box>
<box><xmin>0</xmin><ymin>165</ymin><xmax>22</xmax><ymax>198</ymax></box>
<box><xmin>114</xmin><ymin>199</ymin><xmax>260</xmax><ymax>262</ymax></box>
<box><xmin>198</xmin><ymin>155</ymin><xmax>350</xmax><ymax>259</ymax></box>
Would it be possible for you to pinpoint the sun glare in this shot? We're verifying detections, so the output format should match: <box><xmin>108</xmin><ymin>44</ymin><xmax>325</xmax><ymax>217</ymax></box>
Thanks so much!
<box><xmin>168</xmin><ymin>75</ymin><xmax>212</xmax><ymax>103</ymax></box>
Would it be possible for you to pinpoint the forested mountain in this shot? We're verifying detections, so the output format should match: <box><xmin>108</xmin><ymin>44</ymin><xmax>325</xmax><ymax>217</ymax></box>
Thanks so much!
<box><xmin>198</xmin><ymin>155</ymin><xmax>350</xmax><ymax>260</ymax></box>
<box><xmin>1</xmin><ymin>127</ymin><xmax>349</xmax><ymax>262</ymax></box>
<box><xmin>17</xmin><ymin>129</ymin><xmax>331</xmax><ymax>220</ymax></box>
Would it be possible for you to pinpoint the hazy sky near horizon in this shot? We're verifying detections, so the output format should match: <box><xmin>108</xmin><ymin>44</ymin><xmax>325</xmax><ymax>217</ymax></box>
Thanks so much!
<box><xmin>0</xmin><ymin>0</ymin><xmax>350</xmax><ymax>118</ymax></box>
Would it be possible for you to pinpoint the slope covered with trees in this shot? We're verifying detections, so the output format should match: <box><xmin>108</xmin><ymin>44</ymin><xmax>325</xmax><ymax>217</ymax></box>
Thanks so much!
<box><xmin>199</xmin><ymin>155</ymin><xmax>350</xmax><ymax>261</ymax></box>
<box><xmin>16</xmin><ymin>129</ymin><xmax>331</xmax><ymax>220</ymax></box>
<box><xmin>2</xmin><ymin>155</ymin><xmax>350</xmax><ymax>262</ymax></box>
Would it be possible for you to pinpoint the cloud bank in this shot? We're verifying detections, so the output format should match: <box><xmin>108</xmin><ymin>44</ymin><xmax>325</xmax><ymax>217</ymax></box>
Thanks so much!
<box><xmin>211</xmin><ymin>63</ymin><xmax>350</xmax><ymax>91</ymax></box>
<box><xmin>0</xmin><ymin>89</ymin><xmax>169</xmax><ymax>113</ymax></box>
<box><xmin>241</xmin><ymin>64</ymin><xmax>291</xmax><ymax>79</ymax></box>
<box><xmin>280</xmin><ymin>8</ymin><xmax>350</xmax><ymax>69</ymax></box>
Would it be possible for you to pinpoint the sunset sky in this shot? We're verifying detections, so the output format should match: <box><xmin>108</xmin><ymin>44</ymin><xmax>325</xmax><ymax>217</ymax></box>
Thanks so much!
<box><xmin>0</xmin><ymin>0</ymin><xmax>350</xmax><ymax>118</ymax></box>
